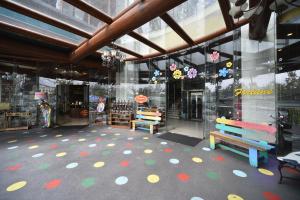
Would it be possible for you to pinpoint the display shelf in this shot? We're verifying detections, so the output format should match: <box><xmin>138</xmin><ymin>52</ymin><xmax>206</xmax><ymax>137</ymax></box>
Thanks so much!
<box><xmin>108</xmin><ymin>112</ymin><xmax>133</xmax><ymax>128</ymax></box>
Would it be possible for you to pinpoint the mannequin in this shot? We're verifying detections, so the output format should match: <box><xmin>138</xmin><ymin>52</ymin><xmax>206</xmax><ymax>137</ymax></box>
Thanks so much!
<box><xmin>39</xmin><ymin>99</ymin><xmax>51</xmax><ymax>128</ymax></box>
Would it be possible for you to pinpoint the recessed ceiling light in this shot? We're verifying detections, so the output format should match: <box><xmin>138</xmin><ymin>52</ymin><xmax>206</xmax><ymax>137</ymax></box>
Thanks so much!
<box><xmin>287</xmin><ymin>33</ymin><xmax>293</xmax><ymax>36</ymax></box>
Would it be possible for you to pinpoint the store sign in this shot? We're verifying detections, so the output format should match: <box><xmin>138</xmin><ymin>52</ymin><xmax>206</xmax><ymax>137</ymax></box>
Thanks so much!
<box><xmin>135</xmin><ymin>95</ymin><xmax>148</xmax><ymax>104</ymax></box>
<box><xmin>234</xmin><ymin>88</ymin><xmax>273</xmax><ymax>96</ymax></box>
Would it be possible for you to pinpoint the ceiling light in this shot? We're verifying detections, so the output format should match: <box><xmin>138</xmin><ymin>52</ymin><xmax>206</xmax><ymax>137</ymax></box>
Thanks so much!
<box><xmin>278</xmin><ymin>49</ymin><xmax>282</xmax><ymax>51</ymax></box>
<box><xmin>287</xmin><ymin>33</ymin><xmax>293</xmax><ymax>36</ymax></box>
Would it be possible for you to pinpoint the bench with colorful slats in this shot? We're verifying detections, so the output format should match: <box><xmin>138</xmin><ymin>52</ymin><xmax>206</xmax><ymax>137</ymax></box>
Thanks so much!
<box><xmin>131</xmin><ymin>110</ymin><xmax>162</xmax><ymax>134</ymax></box>
<box><xmin>210</xmin><ymin>118</ymin><xmax>276</xmax><ymax>167</ymax></box>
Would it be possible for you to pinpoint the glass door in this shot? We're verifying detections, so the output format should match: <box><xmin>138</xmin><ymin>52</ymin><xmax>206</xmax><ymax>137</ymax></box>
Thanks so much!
<box><xmin>190</xmin><ymin>91</ymin><xmax>203</xmax><ymax>121</ymax></box>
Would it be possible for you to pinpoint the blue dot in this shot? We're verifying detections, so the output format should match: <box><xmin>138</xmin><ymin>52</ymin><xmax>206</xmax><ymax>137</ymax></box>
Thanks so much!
<box><xmin>66</xmin><ymin>162</ymin><xmax>79</xmax><ymax>169</ymax></box>
<box><xmin>115</xmin><ymin>176</ymin><xmax>128</xmax><ymax>185</ymax></box>
<box><xmin>233</xmin><ymin>170</ymin><xmax>247</xmax><ymax>178</ymax></box>
<box><xmin>191</xmin><ymin>197</ymin><xmax>204</xmax><ymax>200</ymax></box>
<box><xmin>123</xmin><ymin>150</ymin><xmax>132</xmax><ymax>155</ymax></box>
<box><xmin>169</xmin><ymin>158</ymin><xmax>180</xmax><ymax>164</ymax></box>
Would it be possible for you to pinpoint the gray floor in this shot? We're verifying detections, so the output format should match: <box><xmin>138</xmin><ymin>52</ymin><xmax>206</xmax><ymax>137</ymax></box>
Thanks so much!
<box><xmin>0</xmin><ymin>126</ymin><xmax>299</xmax><ymax>200</ymax></box>
<box><xmin>167</xmin><ymin>118</ymin><xmax>204</xmax><ymax>139</ymax></box>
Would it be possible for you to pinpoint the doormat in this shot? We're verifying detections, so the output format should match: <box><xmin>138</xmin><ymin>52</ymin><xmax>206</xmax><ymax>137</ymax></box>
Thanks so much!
<box><xmin>158</xmin><ymin>132</ymin><xmax>202</xmax><ymax>147</ymax></box>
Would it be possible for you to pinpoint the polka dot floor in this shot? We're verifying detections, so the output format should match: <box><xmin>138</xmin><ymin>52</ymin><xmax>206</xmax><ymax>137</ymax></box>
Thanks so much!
<box><xmin>0</xmin><ymin>126</ymin><xmax>299</xmax><ymax>200</ymax></box>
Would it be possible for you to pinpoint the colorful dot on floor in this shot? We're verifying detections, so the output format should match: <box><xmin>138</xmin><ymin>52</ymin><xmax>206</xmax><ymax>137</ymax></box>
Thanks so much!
<box><xmin>177</xmin><ymin>173</ymin><xmax>190</xmax><ymax>182</ymax></box>
<box><xmin>258</xmin><ymin>168</ymin><xmax>274</xmax><ymax>176</ymax></box>
<box><xmin>91</xmin><ymin>130</ymin><xmax>97</xmax><ymax>133</ymax></box>
<box><xmin>114</xmin><ymin>133</ymin><xmax>120</xmax><ymax>136</ymax></box>
<box><xmin>55</xmin><ymin>134</ymin><xmax>63</xmax><ymax>138</ymax></box>
<box><xmin>107</xmin><ymin>143</ymin><xmax>115</xmax><ymax>147</ymax></box>
<box><xmin>40</xmin><ymin>135</ymin><xmax>47</xmax><ymax>138</ymax></box>
<box><xmin>143</xmin><ymin>137</ymin><xmax>149</xmax><ymax>140</ymax></box>
<box><xmin>6</xmin><ymin>163</ymin><xmax>22</xmax><ymax>171</ymax></box>
<box><xmin>160</xmin><ymin>141</ymin><xmax>167</xmax><ymax>145</ymax></box>
<box><xmin>202</xmin><ymin>147</ymin><xmax>211</xmax><ymax>151</ymax></box>
<box><xmin>56</xmin><ymin>152</ymin><xmax>67</xmax><ymax>157</ymax></box>
<box><xmin>147</xmin><ymin>174</ymin><xmax>160</xmax><ymax>184</ymax></box>
<box><xmin>191</xmin><ymin>197</ymin><xmax>204</xmax><ymax>200</ymax></box>
<box><xmin>120</xmin><ymin>161</ymin><xmax>129</xmax><ymax>167</ymax></box>
<box><xmin>7</xmin><ymin>146</ymin><xmax>18</xmax><ymax>150</ymax></box>
<box><xmin>164</xmin><ymin>148</ymin><xmax>173</xmax><ymax>153</ymax></box>
<box><xmin>206</xmin><ymin>171</ymin><xmax>219</xmax><ymax>180</ymax></box>
<box><xmin>94</xmin><ymin>162</ymin><xmax>105</xmax><ymax>168</ymax></box>
<box><xmin>44</xmin><ymin>179</ymin><xmax>61</xmax><ymax>190</ymax></box>
<box><xmin>233</xmin><ymin>170</ymin><xmax>247</xmax><ymax>178</ymax></box>
<box><xmin>169</xmin><ymin>158</ymin><xmax>180</xmax><ymax>165</ymax></box>
<box><xmin>263</xmin><ymin>191</ymin><xmax>282</xmax><ymax>200</ymax></box>
<box><xmin>50</xmin><ymin>144</ymin><xmax>58</xmax><ymax>149</ymax></box>
<box><xmin>144</xmin><ymin>149</ymin><xmax>153</xmax><ymax>154</ymax></box>
<box><xmin>145</xmin><ymin>159</ymin><xmax>156</xmax><ymax>166</ymax></box>
<box><xmin>78</xmin><ymin>138</ymin><xmax>86</xmax><ymax>142</ymax></box>
<box><xmin>32</xmin><ymin>153</ymin><xmax>44</xmax><ymax>158</ymax></box>
<box><xmin>115</xmin><ymin>176</ymin><xmax>128</xmax><ymax>185</ymax></box>
<box><xmin>102</xmin><ymin>150</ymin><xmax>111</xmax><ymax>156</ymax></box>
<box><xmin>81</xmin><ymin>178</ymin><xmax>96</xmax><ymax>188</ymax></box>
<box><xmin>126</xmin><ymin>143</ymin><xmax>133</xmax><ymax>148</ymax></box>
<box><xmin>123</xmin><ymin>150</ymin><xmax>132</xmax><ymax>155</ymax></box>
<box><xmin>28</xmin><ymin>145</ymin><xmax>39</xmax><ymax>149</ymax></box>
<box><xmin>7</xmin><ymin>140</ymin><xmax>17</xmax><ymax>143</ymax></box>
<box><xmin>88</xmin><ymin>144</ymin><xmax>97</xmax><ymax>148</ymax></box>
<box><xmin>66</xmin><ymin>162</ymin><xmax>78</xmax><ymax>169</ymax></box>
<box><xmin>128</xmin><ymin>137</ymin><xmax>134</xmax><ymax>140</ymax></box>
<box><xmin>6</xmin><ymin>181</ymin><xmax>27</xmax><ymax>192</ymax></box>
<box><xmin>192</xmin><ymin>157</ymin><xmax>203</xmax><ymax>164</ymax></box>
<box><xmin>80</xmin><ymin>151</ymin><xmax>89</xmax><ymax>157</ymax></box>
<box><xmin>227</xmin><ymin>194</ymin><xmax>244</xmax><ymax>200</ymax></box>
<box><xmin>38</xmin><ymin>163</ymin><xmax>50</xmax><ymax>170</ymax></box>
<box><xmin>95</xmin><ymin>137</ymin><xmax>102</xmax><ymax>142</ymax></box>
<box><xmin>61</xmin><ymin>139</ymin><xmax>69</xmax><ymax>142</ymax></box>
<box><xmin>183</xmin><ymin>147</ymin><xmax>192</xmax><ymax>152</ymax></box>
<box><xmin>213</xmin><ymin>155</ymin><xmax>225</xmax><ymax>162</ymax></box>
<box><xmin>101</xmin><ymin>134</ymin><xmax>106</xmax><ymax>136</ymax></box>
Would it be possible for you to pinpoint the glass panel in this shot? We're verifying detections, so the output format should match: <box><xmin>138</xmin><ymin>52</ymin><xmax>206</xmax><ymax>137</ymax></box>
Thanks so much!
<box><xmin>115</xmin><ymin>35</ymin><xmax>159</xmax><ymax>56</ymax></box>
<box><xmin>168</xmin><ymin>0</ymin><xmax>226</xmax><ymax>40</ymax></box>
<box><xmin>0</xmin><ymin>7</ymin><xmax>85</xmax><ymax>45</ymax></box>
<box><xmin>135</xmin><ymin>17</ymin><xmax>187</xmax><ymax>50</ymax></box>
<box><xmin>11</xmin><ymin>0</ymin><xmax>104</xmax><ymax>34</ymax></box>
<box><xmin>83</xmin><ymin>0</ymin><xmax>135</xmax><ymax>17</ymax></box>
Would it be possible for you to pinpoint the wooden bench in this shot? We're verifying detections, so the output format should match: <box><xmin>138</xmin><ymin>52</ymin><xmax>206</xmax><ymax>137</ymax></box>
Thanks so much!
<box><xmin>210</xmin><ymin>118</ymin><xmax>276</xmax><ymax>167</ymax></box>
<box><xmin>131</xmin><ymin>110</ymin><xmax>162</xmax><ymax>134</ymax></box>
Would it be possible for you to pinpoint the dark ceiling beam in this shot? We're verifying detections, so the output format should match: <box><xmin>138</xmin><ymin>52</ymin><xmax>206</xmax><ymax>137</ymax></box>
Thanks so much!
<box><xmin>249</xmin><ymin>0</ymin><xmax>272</xmax><ymax>40</ymax></box>
<box><xmin>128</xmin><ymin>32</ymin><xmax>167</xmax><ymax>53</ymax></box>
<box><xmin>160</xmin><ymin>13</ymin><xmax>194</xmax><ymax>46</ymax></box>
<box><xmin>0</xmin><ymin>0</ymin><xmax>91</xmax><ymax>38</ymax></box>
<box><xmin>217</xmin><ymin>0</ymin><xmax>235</xmax><ymax>30</ymax></box>
<box><xmin>70</xmin><ymin>0</ymin><xmax>187</xmax><ymax>62</ymax></box>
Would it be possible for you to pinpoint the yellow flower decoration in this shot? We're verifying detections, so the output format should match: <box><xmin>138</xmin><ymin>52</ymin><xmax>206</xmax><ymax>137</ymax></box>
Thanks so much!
<box><xmin>173</xmin><ymin>69</ymin><xmax>182</xmax><ymax>79</ymax></box>
<box><xmin>226</xmin><ymin>61</ymin><xmax>233</xmax><ymax>68</ymax></box>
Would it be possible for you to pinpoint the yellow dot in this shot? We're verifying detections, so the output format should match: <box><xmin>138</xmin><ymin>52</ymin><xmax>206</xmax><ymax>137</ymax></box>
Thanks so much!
<box><xmin>6</xmin><ymin>181</ymin><xmax>27</xmax><ymax>192</ymax></box>
<box><xmin>144</xmin><ymin>149</ymin><xmax>153</xmax><ymax>154</ymax></box>
<box><xmin>258</xmin><ymin>168</ymin><xmax>274</xmax><ymax>176</ymax></box>
<box><xmin>55</xmin><ymin>134</ymin><xmax>63</xmax><ymax>137</ymax></box>
<box><xmin>94</xmin><ymin>162</ymin><xmax>105</xmax><ymax>168</ymax></box>
<box><xmin>147</xmin><ymin>174</ymin><xmax>160</xmax><ymax>184</ymax></box>
<box><xmin>56</xmin><ymin>152</ymin><xmax>67</xmax><ymax>157</ymax></box>
<box><xmin>78</xmin><ymin>138</ymin><xmax>86</xmax><ymax>142</ymax></box>
<box><xmin>107</xmin><ymin>143</ymin><xmax>115</xmax><ymax>147</ymax></box>
<box><xmin>227</xmin><ymin>194</ymin><xmax>244</xmax><ymax>200</ymax></box>
<box><xmin>192</xmin><ymin>157</ymin><xmax>203</xmax><ymax>163</ymax></box>
<box><xmin>143</xmin><ymin>137</ymin><xmax>149</xmax><ymax>140</ymax></box>
<box><xmin>91</xmin><ymin>130</ymin><xmax>97</xmax><ymax>133</ymax></box>
<box><xmin>28</xmin><ymin>145</ymin><xmax>39</xmax><ymax>149</ymax></box>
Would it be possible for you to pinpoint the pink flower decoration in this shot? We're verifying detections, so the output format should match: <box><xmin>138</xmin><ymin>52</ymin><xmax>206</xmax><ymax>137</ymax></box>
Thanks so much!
<box><xmin>187</xmin><ymin>68</ymin><xmax>197</xmax><ymax>79</ymax></box>
<box><xmin>170</xmin><ymin>64</ymin><xmax>177</xmax><ymax>71</ymax></box>
<box><xmin>210</xmin><ymin>51</ymin><xmax>219</xmax><ymax>62</ymax></box>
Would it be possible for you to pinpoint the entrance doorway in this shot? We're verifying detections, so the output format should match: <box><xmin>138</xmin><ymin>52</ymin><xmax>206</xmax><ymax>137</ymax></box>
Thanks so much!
<box><xmin>56</xmin><ymin>85</ymin><xmax>89</xmax><ymax>126</ymax></box>
<box><xmin>190</xmin><ymin>91</ymin><xmax>203</xmax><ymax>121</ymax></box>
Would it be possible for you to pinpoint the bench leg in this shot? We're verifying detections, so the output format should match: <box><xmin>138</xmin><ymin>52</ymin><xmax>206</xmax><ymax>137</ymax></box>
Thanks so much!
<box><xmin>210</xmin><ymin>135</ymin><xmax>215</xmax><ymax>149</ymax></box>
<box><xmin>259</xmin><ymin>151</ymin><xmax>268</xmax><ymax>164</ymax></box>
<box><xmin>249</xmin><ymin>147</ymin><xmax>258</xmax><ymax>167</ymax></box>
<box><xmin>150</xmin><ymin>124</ymin><xmax>154</xmax><ymax>134</ymax></box>
<box><xmin>132</xmin><ymin>122</ymin><xmax>136</xmax><ymax>131</ymax></box>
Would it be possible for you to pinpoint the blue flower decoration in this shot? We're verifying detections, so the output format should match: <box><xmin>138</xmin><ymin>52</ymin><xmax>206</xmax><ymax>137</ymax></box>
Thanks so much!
<box><xmin>219</xmin><ymin>68</ymin><xmax>229</xmax><ymax>77</ymax></box>
<box><xmin>154</xmin><ymin>70</ymin><xmax>160</xmax><ymax>77</ymax></box>
<box><xmin>184</xmin><ymin>66</ymin><xmax>189</xmax><ymax>72</ymax></box>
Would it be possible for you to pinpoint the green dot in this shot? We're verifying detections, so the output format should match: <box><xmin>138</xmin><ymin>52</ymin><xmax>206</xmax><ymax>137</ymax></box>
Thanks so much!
<box><xmin>81</xmin><ymin>178</ymin><xmax>95</xmax><ymax>188</ymax></box>
<box><xmin>38</xmin><ymin>163</ymin><xmax>50</xmax><ymax>170</ymax></box>
<box><xmin>145</xmin><ymin>159</ymin><xmax>156</xmax><ymax>166</ymax></box>
<box><xmin>144</xmin><ymin>142</ymin><xmax>151</xmax><ymax>146</ymax></box>
<box><xmin>206</xmin><ymin>171</ymin><xmax>219</xmax><ymax>180</ymax></box>
<box><xmin>102</xmin><ymin>150</ymin><xmax>111</xmax><ymax>156</ymax></box>
<box><xmin>183</xmin><ymin>147</ymin><xmax>192</xmax><ymax>152</ymax></box>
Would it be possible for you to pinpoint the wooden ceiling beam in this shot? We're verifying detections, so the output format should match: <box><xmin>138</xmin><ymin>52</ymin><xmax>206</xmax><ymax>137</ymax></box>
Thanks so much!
<box><xmin>217</xmin><ymin>0</ymin><xmax>235</xmax><ymax>30</ymax></box>
<box><xmin>70</xmin><ymin>0</ymin><xmax>187</xmax><ymax>62</ymax></box>
<box><xmin>160</xmin><ymin>13</ymin><xmax>194</xmax><ymax>46</ymax></box>
<box><xmin>0</xmin><ymin>0</ymin><xmax>91</xmax><ymax>38</ymax></box>
<box><xmin>111</xmin><ymin>44</ymin><xmax>143</xmax><ymax>59</ymax></box>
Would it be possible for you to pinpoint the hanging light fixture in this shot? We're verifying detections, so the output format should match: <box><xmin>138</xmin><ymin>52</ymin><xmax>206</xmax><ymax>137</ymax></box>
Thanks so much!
<box><xmin>229</xmin><ymin>0</ymin><xmax>265</xmax><ymax>19</ymax></box>
<box><xmin>101</xmin><ymin>42</ymin><xmax>126</xmax><ymax>67</ymax></box>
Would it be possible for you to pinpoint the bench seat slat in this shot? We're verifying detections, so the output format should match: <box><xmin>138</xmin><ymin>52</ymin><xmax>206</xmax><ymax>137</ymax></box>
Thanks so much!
<box><xmin>136</xmin><ymin>115</ymin><xmax>161</xmax><ymax>121</ymax></box>
<box><xmin>136</xmin><ymin>111</ymin><xmax>162</xmax><ymax>116</ymax></box>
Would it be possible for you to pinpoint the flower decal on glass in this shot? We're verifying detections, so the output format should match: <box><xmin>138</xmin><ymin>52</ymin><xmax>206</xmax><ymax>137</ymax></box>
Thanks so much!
<box><xmin>170</xmin><ymin>64</ymin><xmax>177</xmax><ymax>71</ymax></box>
<box><xmin>154</xmin><ymin>70</ymin><xmax>160</xmax><ymax>77</ymax></box>
<box><xmin>152</xmin><ymin>77</ymin><xmax>156</xmax><ymax>81</ymax></box>
<box><xmin>173</xmin><ymin>69</ymin><xmax>182</xmax><ymax>79</ymax></box>
<box><xmin>226</xmin><ymin>61</ymin><xmax>233</xmax><ymax>68</ymax></box>
<box><xmin>187</xmin><ymin>68</ymin><xmax>197</xmax><ymax>79</ymax></box>
<box><xmin>184</xmin><ymin>66</ymin><xmax>189</xmax><ymax>72</ymax></box>
<box><xmin>219</xmin><ymin>68</ymin><xmax>229</xmax><ymax>77</ymax></box>
<box><xmin>210</xmin><ymin>51</ymin><xmax>220</xmax><ymax>62</ymax></box>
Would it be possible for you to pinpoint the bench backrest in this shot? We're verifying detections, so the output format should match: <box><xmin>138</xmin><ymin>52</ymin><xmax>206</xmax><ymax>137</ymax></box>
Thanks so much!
<box><xmin>215</xmin><ymin>117</ymin><xmax>276</xmax><ymax>145</ymax></box>
<box><xmin>136</xmin><ymin>110</ymin><xmax>162</xmax><ymax>122</ymax></box>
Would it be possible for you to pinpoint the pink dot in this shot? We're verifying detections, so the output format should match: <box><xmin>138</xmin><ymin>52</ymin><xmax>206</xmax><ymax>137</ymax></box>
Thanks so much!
<box><xmin>50</xmin><ymin>144</ymin><xmax>58</xmax><ymax>149</ymax></box>
<box><xmin>120</xmin><ymin>161</ymin><xmax>129</xmax><ymax>167</ymax></box>
<box><xmin>263</xmin><ymin>192</ymin><xmax>282</xmax><ymax>200</ymax></box>
<box><xmin>213</xmin><ymin>155</ymin><xmax>224</xmax><ymax>161</ymax></box>
<box><xmin>80</xmin><ymin>151</ymin><xmax>89</xmax><ymax>157</ymax></box>
<box><xmin>164</xmin><ymin>148</ymin><xmax>173</xmax><ymax>153</ymax></box>
<box><xmin>95</xmin><ymin>137</ymin><xmax>102</xmax><ymax>142</ymax></box>
<box><xmin>126</xmin><ymin>143</ymin><xmax>133</xmax><ymax>148</ymax></box>
<box><xmin>6</xmin><ymin>164</ymin><xmax>22</xmax><ymax>171</ymax></box>
<box><xmin>44</xmin><ymin>179</ymin><xmax>61</xmax><ymax>190</ymax></box>
<box><xmin>177</xmin><ymin>173</ymin><xmax>190</xmax><ymax>182</ymax></box>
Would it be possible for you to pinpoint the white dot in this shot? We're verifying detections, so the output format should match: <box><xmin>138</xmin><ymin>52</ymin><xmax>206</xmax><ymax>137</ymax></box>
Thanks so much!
<box><xmin>169</xmin><ymin>158</ymin><xmax>180</xmax><ymax>164</ymax></box>
<box><xmin>123</xmin><ymin>150</ymin><xmax>132</xmax><ymax>155</ymax></box>
<box><xmin>101</xmin><ymin>134</ymin><xmax>106</xmax><ymax>136</ymax></box>
<box><xmin>7</xmin><ymin>146</ymin><xmax>18</xmax><ymax>150</ymax></box>
<box><xmin>89</xmin><ymin>144</ymin><xmax>97</xmax><ymax>148</ymax></box>
<box><xmin>191</xmin><ymin>197</ymin><xmax>204</xmax><ymax>200</ymax></box>
<box><xmin>202</xmin><ymin>147</ymin><xmax>211</xmax><ymax>151</ymax></box>
<box><xmin>127</xmin><ymin>137</ymin><xmax>134</xmax><ymax>140</ymax></box>
<box><xmin>115</xmin><ymin>176</ymin><xmax>128</xmax><ymax>185</ymax></box>
<box><xmin>160</xmin><ymin>142</ymin><xmax>167</xmax><ymax>145</ymax></box>
<box><xmin>32</xmin><ymin>153</ymin><xmax>44</xmax><ymax>158</ymax></box>
<box><xmin>66</xmin><ymin>162</ymin><xmax>79</xmax><ymax>169</ymax></box>
<box><xmin>40</xmin><ymin>135</ymin><xmax>47</xmax><ymax>138</ymax></box>
<box><xmin>61</xmin><ymin>139</ymin><xmax>69</xmax><ymax>142</ymax></box>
